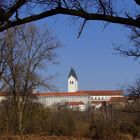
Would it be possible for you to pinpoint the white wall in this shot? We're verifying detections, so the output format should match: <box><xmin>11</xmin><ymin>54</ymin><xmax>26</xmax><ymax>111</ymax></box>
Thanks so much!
<box><xmin>37</xmin><ymin>94</ymin><xmax>123</xmax><ymax>107</ymax></box>
<box><xmin>37</xmin><ymin>95</ymin><xmax>89</xmax><ymax>106</ymax></box>
<box><xmin>68</xmin><ymin>76</ymin><xmax>78</xmax><ymax>92</ymax></box>
<box><xmin>0</xmin><ymin>96</ymin><xmax>5</xmax><ymax>101</ymax></box>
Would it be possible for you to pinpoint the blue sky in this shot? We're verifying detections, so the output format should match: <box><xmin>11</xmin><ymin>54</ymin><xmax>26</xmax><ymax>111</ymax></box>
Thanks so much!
<box><xmin>36</xmin><ymin>13</ymin><xmax>140</xmax><ymax>92</ymax></box>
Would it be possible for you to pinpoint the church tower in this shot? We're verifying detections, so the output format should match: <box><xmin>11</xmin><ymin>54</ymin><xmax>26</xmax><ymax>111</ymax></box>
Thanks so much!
<box><xmin>68</xmin><ymin>67</ymin><xmax>78</xmax><ymax>92</ymax></box>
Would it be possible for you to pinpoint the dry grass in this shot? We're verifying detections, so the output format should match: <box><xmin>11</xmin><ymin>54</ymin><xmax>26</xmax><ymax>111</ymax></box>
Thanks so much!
<box><xmin>0</xmin><ymin>134</ymin><xmax>140</xmax><ymax>140</ymax></box>
<box><xmin>0</xmin><ymin>135</ymin><xmax>89</xmax><ymax>140</ymax></box>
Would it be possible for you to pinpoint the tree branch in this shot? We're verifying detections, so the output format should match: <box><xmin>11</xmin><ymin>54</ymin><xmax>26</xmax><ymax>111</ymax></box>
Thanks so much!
<box><xmin>77</xmin><ymin>19</ymin><xmax>87</xmax><ymax>38</ymax></box>
<box><xmin>6</xmin><ymin>0</ymin><xmax>27</xmax><ymax>18</ymax></box>
<box><xmin>0</xmin><ymin>7</ymin><xmax>140</xmax><ymax>32</ymax></box>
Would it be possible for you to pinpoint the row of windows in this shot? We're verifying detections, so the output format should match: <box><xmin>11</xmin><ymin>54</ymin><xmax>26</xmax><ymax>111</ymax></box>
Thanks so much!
<box><xmin>70</xmin><ymin>81</ymin><xmax>74</xmax><ymax>84</ymax></box>
<box><xmin>92</xmin><ymin>97</ymin><xmax>109</xmax><ymax>100</ymax></box>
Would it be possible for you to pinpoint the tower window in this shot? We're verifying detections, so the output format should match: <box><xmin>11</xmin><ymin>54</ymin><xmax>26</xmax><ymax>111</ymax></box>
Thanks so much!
<box><xmin>70</xmin><ymin>81</ymin><xmax>74</xmax><ymax>84</ymax></box>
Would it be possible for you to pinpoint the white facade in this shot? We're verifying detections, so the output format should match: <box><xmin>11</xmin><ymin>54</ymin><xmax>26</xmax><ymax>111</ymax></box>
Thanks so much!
<box><xmin>78</xmin><ymin>104</ymin><xmax>86</xmax><ymax>111</ymax></box>
<box><xmin>68</xmin><ymin>76</ymin><xmax>78</xmax><ymax>92</ymax></box>
<box><xmin>36</xmin><ymin>92</ymin><xmax>123</xmax><ymax>109</ymax></box>
<box><xmin>38</xmin><ymin>95</ymin><xmax>88</xmax><ymax>106</ymax></box>
<box><xmin>0</xmin><ymin>96</ymin><xmax>5</xmax><ymax>102</ymax></box>
<box><xmin>66</xmin><ymin>104</ymin><xmax>86</xmax><ymax>111</ymax></box>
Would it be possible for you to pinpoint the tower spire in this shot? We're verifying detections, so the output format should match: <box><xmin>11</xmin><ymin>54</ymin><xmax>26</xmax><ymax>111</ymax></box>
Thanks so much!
<box><xmin>68</xmin><ymin>67</ymin><xmax>78</xmax><ymax>80</ymax></box>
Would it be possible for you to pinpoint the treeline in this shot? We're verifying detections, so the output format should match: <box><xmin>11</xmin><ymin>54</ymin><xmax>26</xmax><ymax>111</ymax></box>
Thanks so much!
<box><xmin>0</xmin><ymin>97</ymin><xmax>140</xmax><ymax>140</ymax></box>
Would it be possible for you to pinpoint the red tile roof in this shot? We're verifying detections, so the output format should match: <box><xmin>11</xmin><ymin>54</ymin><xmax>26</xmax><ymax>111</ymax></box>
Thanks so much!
<box><xmin>77</xmin><ymin>90</ymin><xmax>123</xmax><ymax>96</ymax></box>
<box><xmin>0</xmin><ymin>92</ymin><xmax>9</xmax><ymax>96</ymax></box>
<box><xmin>34</xmin><ymin>90</ymin><xmax>123</xmax><ymax>97</ymax></box>
<box><xmin>91</xmin><ymin>101</ymin><xmax>104</xmax><ymax>104</ymax></box>
<box><xmin>34</xmin><ymin>92</ymin><xmax>87</xmax><ymax>97</ymax></box>
<box><xmin>0</xmin><ymin>90</ymin><xmax>123</xmax><ymax>97</ymax></box>
<box><xmin>109</xmin><ymin>97</ymin><xmax>126</xmax><ymax>102</ymax></box>
<box><xmin>65</xmin><ymin>101</ymin><xmax>85</xmax><ymax>106</ymax></box>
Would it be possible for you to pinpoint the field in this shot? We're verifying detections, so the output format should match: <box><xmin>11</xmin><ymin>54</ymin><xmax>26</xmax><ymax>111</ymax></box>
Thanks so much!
<box><xmin>0</xmin><ymin>135</ymin><xmax>140</xmax><ymax>140</ymax></box>
<box><xmin>0</xmin><ymin>135</ymin><xmax>89</xmax><ymax>140</ymax></box>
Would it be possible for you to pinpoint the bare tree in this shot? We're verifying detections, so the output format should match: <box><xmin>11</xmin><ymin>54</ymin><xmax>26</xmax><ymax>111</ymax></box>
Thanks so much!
<box><xmin>0</xmin><ymin>0</ymin><xmax>139</xmax><ymax>33</ymax></box>
<box><xmin>124</xmin><ymin>78</ymin><xmax>140</xmax><ymax>97</ymax></box>
<box><xmin>115</xmin><ymin>27</ymin><xmax>140</xmax><ymax>59</ymax></box>
<box><xmin>0</xmin><ymin>1</ymin><xmax>140</xmax><ymax>60</ymax></box>
<box><xmin>0</xmin><ymin>24</ymin><xmax>59</xmax><ymax>139</ymax></box>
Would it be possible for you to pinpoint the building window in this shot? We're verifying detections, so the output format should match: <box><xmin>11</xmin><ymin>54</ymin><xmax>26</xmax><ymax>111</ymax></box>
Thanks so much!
<box><xmin>70</xmin><ymin>81</ymin><xmax>73</xmax><ymax>84</ymax></box>
<box><xmin>70</xmin><ymin>81</ymin><xmax>74</xmax><ymax>84</ymax></box>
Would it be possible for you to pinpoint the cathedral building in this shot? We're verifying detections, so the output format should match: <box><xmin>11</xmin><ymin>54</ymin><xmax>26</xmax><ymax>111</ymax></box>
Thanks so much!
<box><xmin>36</xmin><ymin>68</ymin><xmax>124</xmax><ymax>110</ymax></box>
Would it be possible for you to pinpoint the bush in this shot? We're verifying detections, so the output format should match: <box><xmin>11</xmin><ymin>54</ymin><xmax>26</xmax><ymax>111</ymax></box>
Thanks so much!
<box><xmin>47</xmin><ymin>111</ymin><xmax>76</xmax><ymax>136</ymax></box>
